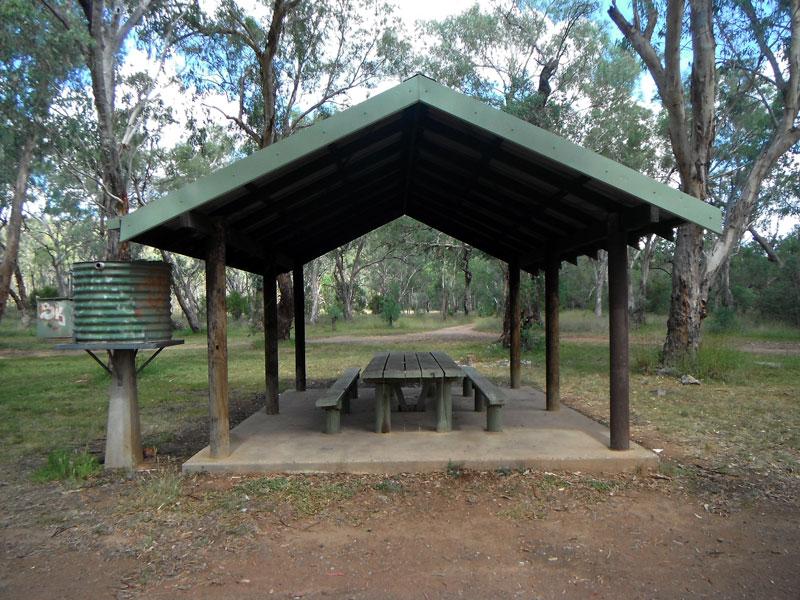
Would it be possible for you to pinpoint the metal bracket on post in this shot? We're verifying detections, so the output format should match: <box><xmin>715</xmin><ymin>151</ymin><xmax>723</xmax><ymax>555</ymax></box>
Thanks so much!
<box><xmin>136</xmin><ymin>347</ymin><xmax>164</xmax><ymax>374</ymax></box>
<box><xmin>85</xmin><ymin>349</ymin><xmax>112</xmax><ymax>375</ymax></box>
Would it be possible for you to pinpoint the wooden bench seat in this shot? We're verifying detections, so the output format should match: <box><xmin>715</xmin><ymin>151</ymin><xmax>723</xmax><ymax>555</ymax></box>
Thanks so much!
<box><xmin>461</xmin><ymin>366</ymin><xmax>505</xmax><ymax>432</ymax></box>
<box><xmin>316</xmin><ymin>368</ymin><xmax>360</xmax><ymax>434</ymax></box>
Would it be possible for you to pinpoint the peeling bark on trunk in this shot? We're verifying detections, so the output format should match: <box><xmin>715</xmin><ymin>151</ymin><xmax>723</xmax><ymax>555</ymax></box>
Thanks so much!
<box><xmin>593</xmin><ymin>250</ymin><xmax>608</xmax><ymax>318</ymax></box>
<box><xmin>0</xmin><ymin>134</ymin><xmax>35</xmax><ymax>323</ymax></box>
<box><xmin>308</xmin><ymin>259</ymin><xmax>322</xmax><ymax>324</ymax></box>
<box><xmin>160</xmin><ymin>250</ymin><xmax>201</xmax><ymax>332</ymax></box>
<box><xmin>276</xmin><ymin>272</ymin><xmax>293</xmax><ymax>339</ymax></box>
<box><xmin>663</xmin><ymin>223</ymin><xmax>707</xmax><ymax>363</ymax></box>
<box><xmin>632</xmin><ymin>235</ymin><xmax>655</xmax><ymax>326</ymax></box>
<box><xmin>610</xmin><ymin>0</ymin><xmax>800</xmax><ymax>364</ymax></box>
<box><xmin>500</xmin><ymin>264</ymin><xmax>511</xmax><ymax>347</ymax></box>
<box><xmin>461</xmin><ymin>245</ymin><xmax>473</xmax><ymax>315</ymax></box>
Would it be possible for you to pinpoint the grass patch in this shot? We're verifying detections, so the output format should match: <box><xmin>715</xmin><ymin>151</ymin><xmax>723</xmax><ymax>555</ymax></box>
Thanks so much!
<box><xmin>236</xmin><ymin>476</ymin><xmax>361</xmax><ymax>516</ymax></box>
<box><xmin>373</xmin><ymin>478</ymin><xmax>404</xmax><ymax>493</ymax></box>
<box><xmin>32</xmin><ymin>449</ymin><xmax>101</xmax><ymax>482</ymax></box>
<box><xmin>134</xmin><ymin>469</ymin><xmax>183</xmax><ymax>510</ymax></box>
<box><xmin>446</xmin><ymin>460</ymin><xmax>465</xmax><ymax>478</ymax></box>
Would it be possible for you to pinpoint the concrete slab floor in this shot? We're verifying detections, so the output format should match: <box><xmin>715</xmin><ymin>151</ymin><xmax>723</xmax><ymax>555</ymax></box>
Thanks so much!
<box><xmin>183</xmin><ymin>386</ymin><xmax>658</xmax><ymax>475</ymax></box>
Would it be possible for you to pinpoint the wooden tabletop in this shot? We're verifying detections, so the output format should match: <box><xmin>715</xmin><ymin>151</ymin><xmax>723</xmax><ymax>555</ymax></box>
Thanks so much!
<box><xmin>362</xmin><ymin>351</ymin><xmax>463</xmax><ymax>383</ymax></box>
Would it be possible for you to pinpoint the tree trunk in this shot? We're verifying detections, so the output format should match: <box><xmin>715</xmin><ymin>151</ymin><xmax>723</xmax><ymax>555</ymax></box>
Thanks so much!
<box><xmin>276</xmin><ymin>272</ymin><xmax>293</xmax><ymax>339</ymax></box>
<box><xmin>662</xmin><ymin>224</ymin><xmax>707</xmax><ymax>364</ymax></box>
<box><xmin>462</xmin><ymin>245</ymin><xmax>473</xmax><ymax>315</ymax></box>
<box><xmin>160</xmin><ymin>250</ymin><xmax>201</xmax><ymax>332</ymax></box>
<box><xmin>308</xmin><ymin>259</ymin><xmax>322</xmax><ymax>324</ymax></box>
<box><xmin>593</xmin><ymin>250</ymin><xmax>608</xmax><ymax>318</ymax></box>
<box><xmin>530</xmin><ymin>273</ymin><xmax>543</xmax><ymax>325</ymax></box>
<box><xmin>500</xmin><ymin>264</ymin><xmax>511</xmax><ymax>347</ymax></box>
<box><xmin>0</xmin><ymin>134</ymin><xmax>35</xmax><ymax>323</ymax></box>
<box><xmin>632</xmin><ymin>235</ymin><xmax>654</xmax><ymax>326</ymax></box>
<box><xmin>717</xmin><ymin>257</ymin><xmax>734</xmax><ymax>308</ymax></box>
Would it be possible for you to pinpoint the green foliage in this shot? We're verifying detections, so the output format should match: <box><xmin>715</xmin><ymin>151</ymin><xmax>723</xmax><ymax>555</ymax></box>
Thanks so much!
<box><xmin>31</xmin><ymin>286</ymin><xmax>59</xmax><ymax>300</ymax></box>
<box><xmin>327</xmin><ymin>302</ymin><xmax>344</xmax><ymax>330</ymax></box>
<box><xmin>32</xmin><ymin>449</ymin><xmax>100</xmax><ymax>483</ymax></box>
<box><xmin>237</xmin><ymin>476</ymin><xmax>360</xmax><ymax>516</ymax></box>
<box><xmin>707</xmin><ymin>306</ymin><xmax>739</xmax><ymax>333</ymax></box>
<box><xmin>521</xmin><ymin>321</ymin><xmax>544</xmax><ymax>352</ymax></box>
<box><xmin>381</xmin><ymin>283</ymin><xmax>401</xmax><ymax>327</ymax></box>
<box><xmin>373</xmin><ymin>478</ymin><xmax>403</xmax><ymax>493</ymax></box>
<box><xmin>446</xmin><ymin>460</ymin><xmax>464</xmax><ymax>478</ymax></box>
<box><xmin>134</xmin><ymin>470</ymin><xmax>183</xmax><ymax>510</ymax></box>
<box><xmin>226</xmin><ymin>290</ymin><xmax>249</xmax><ymax>320</ymax></box>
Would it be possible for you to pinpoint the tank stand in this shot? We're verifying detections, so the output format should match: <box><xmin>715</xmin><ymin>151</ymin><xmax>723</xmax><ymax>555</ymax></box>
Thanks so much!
<box><xmin>53</xmin><ymin>340</ymin><xmax>183</xmax><ymax>470</ymax></box>
<box><xmin>105</xmin><ymin>350</ymin><xmax>142</xmax><ymax>470</ymax></box>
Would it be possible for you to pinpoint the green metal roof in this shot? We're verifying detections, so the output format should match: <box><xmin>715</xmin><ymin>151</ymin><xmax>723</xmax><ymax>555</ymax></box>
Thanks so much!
<box><xmin>120</xmin><ymin>74</ymin><xmax>721</xmax><ymax>273</ymax></box>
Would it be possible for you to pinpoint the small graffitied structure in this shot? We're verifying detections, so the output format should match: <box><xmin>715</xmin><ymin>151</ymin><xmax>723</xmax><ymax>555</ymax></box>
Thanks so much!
<box><xmin>36</xmin><ymin>298</ymin><xmax>74</xmax><ymax>339</ymax></box>
<box><xmin>39</xmin><ymin>260</ymin><xmax>182</xmax><ymax>470</ymax></box>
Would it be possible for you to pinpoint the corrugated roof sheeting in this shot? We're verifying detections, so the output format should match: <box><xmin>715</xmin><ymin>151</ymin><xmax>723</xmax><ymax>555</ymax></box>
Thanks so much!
<box><xmin>122</xmin><ymin>75</ymin><xmax>721</xmax><ymax>274</ymax></box>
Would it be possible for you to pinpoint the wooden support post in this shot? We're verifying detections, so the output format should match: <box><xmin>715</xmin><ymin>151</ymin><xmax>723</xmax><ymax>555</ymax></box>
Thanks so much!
<box><xmin>545</xmin><ymin>246</ymin><xmax>560</xmax><ymax>411</ymax></box>
<box><xmin>293</xmin><ymin>264</ymin><xmax>306</xmax><ymax>391</ymax></box>
<box><xmin>264</xmin><ymin>270</ymin><xmax>279</xmax><ymax>414</ymax></box>
<box><xmin>206</xmin><ymin>221</ymin><xmax>230</xmax><ymax>458</ymax></box>
<box><xmin>608</xmin><ymin>214</ymin><xmax>630</xmax><ymax>450</ymax></box>
<box><xmin>509</xmin><ymin>258</ymin><xmax>521</xmax><ymax>389</ymax></box>
<box><xmin>104</xmin><ymin>349</ymin><xmax>142</xmax><ymax>469</ymax></box>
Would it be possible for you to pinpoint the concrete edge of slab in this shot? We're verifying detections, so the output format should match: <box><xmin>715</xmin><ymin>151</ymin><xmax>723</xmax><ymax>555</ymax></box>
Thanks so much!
<box><xmin>183</xmin><ymin>452</ymin><xmax>659</xmax><ymax>476</ymax></box>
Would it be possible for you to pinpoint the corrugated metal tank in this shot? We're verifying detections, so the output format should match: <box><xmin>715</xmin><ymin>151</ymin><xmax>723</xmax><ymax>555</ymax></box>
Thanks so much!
<box><xmin>72</xmin><ymin>261</ymin><xmax>172</xmax><ymax>342</ymax></box>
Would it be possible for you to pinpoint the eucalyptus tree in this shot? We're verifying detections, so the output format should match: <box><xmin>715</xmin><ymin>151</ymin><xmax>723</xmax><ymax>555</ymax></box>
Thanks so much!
<box><xmin>40</xmin><ymin>0</ymin><xmax>186</xmax><ymax>262</ymax></box>
<box><xmin>183</xmin><ymin>0</ymin><xmax>408</xmax><ymax>338</ymax></box>
<box><xmin>609</xmin><ymin>0</ymin><xmax>800</xmax><ymax>364</ymax></box>
<box><xmin>0</xmin><ymin>0</ymin><xmax>83</xmax><ymax>322</ymax></box>
<box><xmin>419</xmin><ymin>0</ymin><xmax>662</xmax><ymax>337</ymax></box>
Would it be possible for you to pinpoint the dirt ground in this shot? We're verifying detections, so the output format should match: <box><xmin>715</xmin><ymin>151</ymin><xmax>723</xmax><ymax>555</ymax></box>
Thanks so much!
<box><xmin>1</xmin><ymin>462</ymin><xmax>798</xmax><ymax>600</ymax></box>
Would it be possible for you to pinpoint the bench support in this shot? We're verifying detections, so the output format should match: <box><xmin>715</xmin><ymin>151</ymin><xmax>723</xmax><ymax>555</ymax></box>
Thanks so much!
<box><xmin>474</xmin><ymin>388</ymin><xmax>486</xmax><ymax>412</ymax></box>
<box><xmin>486</xmin><ymin>404</ymin><xmax>503</xmax><ymax>432</ymax></box>
<box><xmin>462</xmin><ymin>377</ymin><xmax>473</xmax><ymax>397</ymax></box>
<box><xmin>324</xmin><ymin>407</ymin><xmax>341</xmax><ymax>434</ymax></box>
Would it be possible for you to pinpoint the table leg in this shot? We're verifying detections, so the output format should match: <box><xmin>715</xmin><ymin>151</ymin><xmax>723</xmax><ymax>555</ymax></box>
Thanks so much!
<box><xmin>416</xmin><ymin>380</ymin><xmax>432</xmax><ymax>411</ymax></box>
<box><xmin>444</xmin><ymin>380</ymin><xmax>453</xmax><ymax>430</ymax></box>
<box><xmin>395</xmin><ymin>384</ymin><xmax>410</xmax><ymax>412</ymax></box>
<box><xmin>435</xmin><ymin>379</ymin><xmax>450</xmax><ymax>432</ymax></box>
<box><xmin>374</xmin><ymin>383</ymin><xmax>391</xmax><ymax>433</ymax></box>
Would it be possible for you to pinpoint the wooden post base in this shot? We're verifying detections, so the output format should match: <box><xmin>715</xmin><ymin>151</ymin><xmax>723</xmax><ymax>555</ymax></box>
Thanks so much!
<box><xmin>104</xmin><ymin>350</ymin><xmax>142</xmax><ymax>470</ymax></box>
<box><xmin>324</xmin><ymin>408</ymin><xmax>341</xmax><ymax>434</ymax></box>
<box><xmin>474</xmin><ymin>389</ymin><xmax>486</xmax><ymax>412</ymax></box>
<box><xmin>486</xmin><ymin>404</ymin><xmax>503</xmax><ymax>432</ymax></box>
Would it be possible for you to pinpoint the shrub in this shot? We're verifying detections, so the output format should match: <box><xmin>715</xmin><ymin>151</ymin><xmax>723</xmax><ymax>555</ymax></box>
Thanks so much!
<box><xmin>227</xmin><ymin>290</ymin><xmax>249</xmax><ymax>320</ymax></box>
<box><xmin>707</xmin><ymin>306</ymin><xmax>739</xmax><ymax>333</ymax></box>
<box><xmin>33</xmin><ymin>449</ymin><xmax>101</xmax><ymax>482</ymax></box>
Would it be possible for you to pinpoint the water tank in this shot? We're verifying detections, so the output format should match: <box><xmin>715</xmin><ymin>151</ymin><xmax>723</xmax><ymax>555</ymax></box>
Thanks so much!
<box><xmin>72</xmin><ymin>261</ymin><xmax>172</xmax><ymax>342</ymax></box>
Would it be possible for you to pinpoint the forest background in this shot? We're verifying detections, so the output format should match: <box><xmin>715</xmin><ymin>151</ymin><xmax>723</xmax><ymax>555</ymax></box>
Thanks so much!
<box><xmin>1</xmin><ymin>0</ymin><xmax>798</xmax><ymax>364</ymax></box>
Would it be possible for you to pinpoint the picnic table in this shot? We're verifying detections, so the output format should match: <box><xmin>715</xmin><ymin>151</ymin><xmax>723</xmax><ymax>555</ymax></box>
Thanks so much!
<box><xmin>361</xmin><ymin>351</ymin><xmax>463</xmax><ymax>433</ymax></box>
